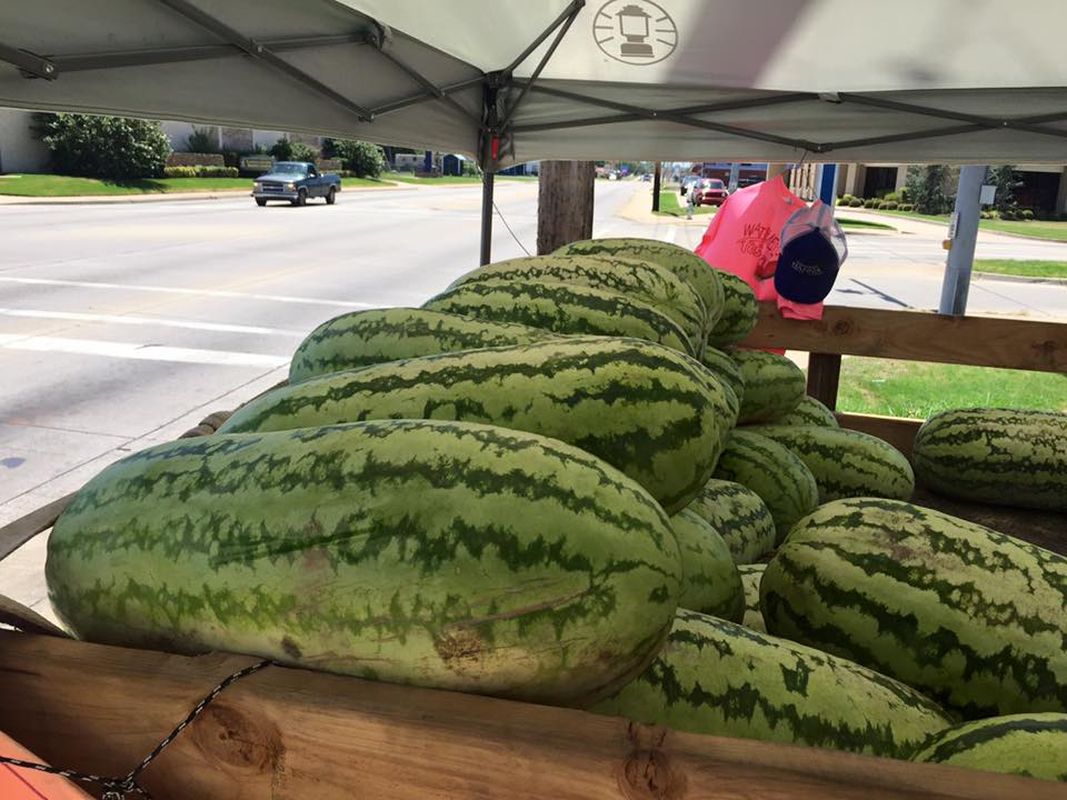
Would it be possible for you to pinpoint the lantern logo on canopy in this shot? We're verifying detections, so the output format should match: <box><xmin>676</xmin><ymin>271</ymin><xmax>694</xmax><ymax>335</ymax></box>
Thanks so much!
<box><xmin>593</xmin><ymin>0</ymin><xmax>678</xmax><ymax>65</ymax></box>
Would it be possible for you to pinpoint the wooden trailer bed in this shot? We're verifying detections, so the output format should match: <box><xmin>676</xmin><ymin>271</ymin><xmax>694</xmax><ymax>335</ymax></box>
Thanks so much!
<box><xmin>0</xmin><ymin>303</ymin><xmax>1063</xmax><ymax>799</ymax></box>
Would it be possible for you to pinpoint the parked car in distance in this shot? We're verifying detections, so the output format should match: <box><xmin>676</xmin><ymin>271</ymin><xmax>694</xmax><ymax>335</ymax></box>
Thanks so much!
<box><xmin>253</xmin><ymin>162</ymin><xmax>341</xmax><ymax>207</ymax></box>
<box><xmin>693</xmin><ymin>178</ymin><xmax>729</xmax><ymax>206</ymax></box>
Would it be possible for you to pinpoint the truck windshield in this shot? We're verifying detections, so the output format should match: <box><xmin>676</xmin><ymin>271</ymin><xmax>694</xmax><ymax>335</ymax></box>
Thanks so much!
<box><xmin>273</xmin><ymin>163</ymin><xmax>307</xmax><ymax>175</ymax></box>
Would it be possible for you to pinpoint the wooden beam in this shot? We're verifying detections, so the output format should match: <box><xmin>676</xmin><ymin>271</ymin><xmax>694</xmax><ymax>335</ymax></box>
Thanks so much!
<box><xmin>537</xmin><ymin>160</ymin><xmax>595</xmax><ymax>254</ymax></box>
<box><xmin>0</xmin><ymin>633</ymin><xmax>1059</xmax><ymax>800</ymax></box>
<box><xmin>742</xmin><ymin>303</ymin><xmax>1067</xmax><ymax>372</ymax></box>
<box><xmin>807</xmin><ymin>353</ymin><xmax>842</xmax><ymax>409</ymax></box>
<box><xmin>837</xmin><ymin>412</ymin><xmax>921</xmax><ymax>459</ymax></box>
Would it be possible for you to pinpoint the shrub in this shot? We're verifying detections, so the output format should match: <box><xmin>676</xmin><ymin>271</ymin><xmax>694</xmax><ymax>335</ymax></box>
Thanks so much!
<box><xmin>270</xmin><ymin>136</ymin><xmax>318</xmax><ymax>163</ymax></box>
<box><xmin>905</xmin><ymin>164</ymin><xmax>953</xmax><ymax>215</ymax></box>
<box><xmin>848</xmin><ymin>197</ymin><xmax>863</xmax><ymax>207</ymax></box>
<box><xmin>37</xmin><ymin>113</ymin><xmax>171</xmax><ymax>180</ymax></box>
<box><xmin>980</xmin><ymin>210</ymin><xmax>991</xmax><ymax>219</ymax></box>
<box><xmin>1000</xmin><ymin>209</ymin><xmax>1017</xmax><ymax>221</ymax></box>
<box><xmin>863</xmin><ymin>198</ymin><xmax>877</xmax><ymax>208</ymax></box>
<box><xmin>883</xmin><ymin>190</ymin><xmax>902</xmax><ymax>203</ymax></box>
<box><xmin>163</xmin><ymin>165</ymin><xmax>238</xmax><ymax>178</ymax></box>
<box><xmin>326</xmin><ymin>139</ymin><xmax>387</xmax><ymax>178</ymax></box>
<box><xmin>898</xmin><ymin>203</ymin><xmax>914</xmax><ymax>211</ymax></box>
<box><xmin>1021</xmin><ymin>209</ymin><xmax>1035</xmax><ymax>220</ymax></box>
<box><xmin>185</xmin><ymin>126</ymin><xmax>218</xmax><ymax>153</ymax></box>
<box><xmin>883</xmin><ymin>200</ymin><xmax>899</xmax><ymax>210</ymax></box>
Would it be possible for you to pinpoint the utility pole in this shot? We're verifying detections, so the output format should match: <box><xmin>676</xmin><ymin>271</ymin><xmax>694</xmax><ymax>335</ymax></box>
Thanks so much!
<box><xmin>652</xmin><ymin>161</ymin><xmax>662</xmax><ymax>212</ymax></box>
<box><xmin>537</xmin><ymin>161</ymin><xmax>595</xmax><ymax>254</ymax></box>
<box><xmin>939</xmin><ymin>165</ymin><xmax>986</xmax><ymax>315</ymax></box>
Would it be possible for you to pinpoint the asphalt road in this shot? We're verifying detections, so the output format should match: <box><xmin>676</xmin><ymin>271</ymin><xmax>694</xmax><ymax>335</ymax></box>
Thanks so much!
<box><xmin>3</xmin><ymin>178</ymin><xmax>1067</xmax><ymax>617</ymax></box>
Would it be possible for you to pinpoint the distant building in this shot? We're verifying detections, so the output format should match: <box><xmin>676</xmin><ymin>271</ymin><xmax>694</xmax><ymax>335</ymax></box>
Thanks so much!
<box><xmin>0</xmin><ymin>109</ymin><xmax>48</xmax><ymax>172</ymax></box>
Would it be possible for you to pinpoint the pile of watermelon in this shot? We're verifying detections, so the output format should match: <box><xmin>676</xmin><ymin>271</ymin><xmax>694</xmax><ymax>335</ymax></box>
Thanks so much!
<box><xmin>45</xmin><ymin>238</ymin><xmax>1067</xmax><ymax>782</ymax></box>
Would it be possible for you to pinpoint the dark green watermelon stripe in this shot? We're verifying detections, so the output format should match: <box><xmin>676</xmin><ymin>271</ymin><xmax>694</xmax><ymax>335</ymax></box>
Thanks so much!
<box><xmin>921</xmin><ymin>715</ymin><xmax>1067</xmax><ymax>763</ymax></box>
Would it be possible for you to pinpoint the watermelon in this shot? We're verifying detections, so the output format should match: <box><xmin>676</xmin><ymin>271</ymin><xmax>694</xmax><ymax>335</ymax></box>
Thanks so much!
<box><xmin>670</xmin><ymin>510</ymin><xmax>744</xmax><ymax>621</ymax></box>
<box><xmin>423</xmin><ymin>279</ymin><xmax>693</xmax><ymax>355</ymax></box>
<box><xmin>708</xmin><ymin>271</ymin><xmax>758</xmax><ymax>348</ymax></box>
<box><xmin>683</xmin><ymin>479</ymin><xmax>776</xmax><ymax>564</ymax></box>
<box><xmin>912</xmin><ymin>713</ymin><xmax>1067</xmax><ymax>782</ymax></box>
<box><xmin>288</xmin><ymin>308</ymin><xmax>555</xmax><ymax>384</ymax></box>
<box><xmin>46</xmin><ymin>420</ymin><xmax>683</xmax><ymax>705</ymax></box>
<box><xmin>738</xmin><ymin>564</ymin><xmax>767</xmax><ymax>632</ymax></box>
<box><xmin>591</xmin><ymin>610</ymin><xmax>952</xmax><ymax>759</ymax></box>
<box><xmin>713</xmin><ymin>431</ymin><xmax>819</xmax><ymax>540</ymax></box>
<box><xmin>765</xmin><ymin>395</ymin><xmax>839</xmax><ymax>428</ymax></box>
<box><xmin>913</xmin><ymin>408</ymin><xmax>1067</xmax><ymax>511</ymax></box>
<box><xmin>745</xmin><ymin>425</ymin><xmax>915</xmax><ymax>502</ymax></box>
<box><xmin>447</xmin><ymin>254</ymin><xmax>708</xmax><ymax>353</ymax></box>
<box><xmin>219</xmin><ymin>337</ymin><xmax>736</xmax><ymax>513</ymax></box>
<box><xmin>699</xmin><ymin>347</ymin><xmax>745</xmax><ymax>408</ymax></box>
<box><xmin>552</xmin><ymin>238</ymin><xmax>724</xmax><ymax>334</ymax></box>
<box><xmin>731</xmin><ymin>349</ymin><xmax>805</xmax><ymax>424</ymax></box>
<box><xmin>761</xmin><ymin>498</ymin><xmax>1067</xmax><ymax>719</ymax></box>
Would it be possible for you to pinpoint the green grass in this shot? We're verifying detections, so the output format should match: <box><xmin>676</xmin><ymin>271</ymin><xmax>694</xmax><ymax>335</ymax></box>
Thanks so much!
<box><xmin>837</xmin><ymin>357</ymin><xmax>1067</xmax><ymax>418</ymax></box>
<box><xmin>836</xmin><ymin>216</ymin><xmax>896</xmax><ymax>231</ymax></box>
<box><xmin>854</xmin><ymin>207</ymin><xmax>1067</xmax><ymax>242</ymax></box>
<box><xmin>653</xmin><ymin>190</ymin><xmax>716</xmax><ymax>217</ymax></box>
<box><xmin>973</xmin><ymin>260</ymin><xmax>1067</xmax><ymax>279</ymax></box>
<box><xmin>0</xmin><ymin>173</ymin><xmax>387</xmax><ymax>196</ymax></box>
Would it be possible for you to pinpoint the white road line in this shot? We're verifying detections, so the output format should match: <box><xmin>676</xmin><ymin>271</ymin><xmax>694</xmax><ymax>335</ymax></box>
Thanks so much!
<box><xmin>0</xmin><ymin>308</ymin><xmax>307</xmax><ymax>336</ymax></box>
<box><xmin>0</xmin><ymin>334</ymin><xmax>289</xmax><ymax>368</ymax></box>
<box><xmin>0</xmin><ymin>276</ymin><xmax>377</xmax><ymax>309</ymax></box>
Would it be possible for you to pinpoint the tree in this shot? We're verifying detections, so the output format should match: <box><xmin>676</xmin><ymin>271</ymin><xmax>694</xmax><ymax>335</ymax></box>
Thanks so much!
<box><xmin>36</xmin><ymin>113</ymin><xmax>171</xmax><ymax>180</ymax></box>
<box><xmin>185</xmin><ymin>126</ymin><xmax>218</xmax><ymax>153</ymax></box>
<box><xmin>905</xmin><ymin>164</ymin><xmax>952</xmax><ymax>215</ymax></box>
<box><xmin>986</xmin><ymin>165</ymin><xmax>1021</xmax><ymax>215</ymax></box>
<box><xmin>270</xmin><ymin>136</ymin><xmax>318</xmax><ymax>163</ymax></box>
<box><xmin>323</xmin><ymin>139</ymin><xmax>387</xmax><ymax>178</ymax></box>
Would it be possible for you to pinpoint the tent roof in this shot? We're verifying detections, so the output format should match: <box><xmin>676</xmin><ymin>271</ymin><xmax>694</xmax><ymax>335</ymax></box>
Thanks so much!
<box><xmin>2</xmin><ymin>0</ymin><xmax>1066</xmax><ymax>166</ymax></box>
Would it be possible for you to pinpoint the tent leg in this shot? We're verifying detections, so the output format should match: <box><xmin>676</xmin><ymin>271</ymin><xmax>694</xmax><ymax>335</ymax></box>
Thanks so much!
<box><xmin>480</xmin><ymin>172</ymin><xmax>495</xmax><ymax>266</ymax></box>
<box><xmin>819</xmin><ymin>164</ymin><xmax>838</xmax><ymax>205</ymax></box>
<box><xmin>939</xmin><ymin>165</ymin><xmax>985</xmax><ymax>316</ymax></box>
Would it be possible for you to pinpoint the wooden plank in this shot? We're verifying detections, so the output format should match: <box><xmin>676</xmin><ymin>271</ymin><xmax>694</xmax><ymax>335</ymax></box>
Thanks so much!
<box><xmin>0</xmin><ymin>491</ymin><xmax>76</xmax><ymax>562</ymax></box>
<box><xmin>837</xmin><ymin>412</ymin><xmax>921</xmax><ymax>459</ymax></box>
<box><xmin>0</xmin><ymin>633</ymin><xmax>1059</xmax><ymax>800</ymax></box>
<box><xmin>0</xmin><ymin>594</ymin><xmax>69</xmax><ymax>638</ymax></box>
<box><xmin>741</xmin><ymin>303</ymin><xmax>1067</xmax><ymax>372</ymax></box>
<box><xmin>807</xmin><ymin>353</ymin><xmax>842</xmax><ymax>409</ymax></box>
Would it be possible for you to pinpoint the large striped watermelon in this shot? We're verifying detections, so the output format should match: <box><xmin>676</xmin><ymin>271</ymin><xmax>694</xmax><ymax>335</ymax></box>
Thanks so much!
<box><xmin>220</xmin><ymin>337</ymin><xmax>737</xmax><ymax>513</ymax></box>
<box><xmin>765</xmin><ymin>395</ymin><xmax>838</xmax><ymax>428</ymax></box>
<box><xmin>912</xmin><ymin>713</ymin><xmax>1067</xmax><ymax>782</ymax></box>
<box><xmin>423</xmin><ymin>279</ymin><xmax>693</xmax><ymax>355</ymax></box>
<box><xmin>708</xmin><ymin>272</ymin><xmax>758</xmax><ymax>348</ymax></box>
<box><xmin>913</xmin><ymin>408</ymin><xmax>1067</xmax><ymax>511</ymax></box>
<box><xmin>761</xmin><ymin>498</ymin><xmax>1067</xmax><ymax>718</ymax></box>
<box><xmin>670</xmin><ymin>510</ymin><xmax>744</xmax><ymax>621</ymax></box>
<box><xmin>46</xmin><ymin>420</ymin><xmax>683</xmax><ymax>705</ymax></box>
<box><xmin>591</xmin><ymin>610</ymin><xmax>951</xmax><ymax>759</ymax></box>
<box><xmin>731</xmin><ymin>349</ymin><xmax>805</xmax><ymax>424</ymax></box>
<box><xmin>746</xmin><ymin>425</ymin><xmax>915</xmax><ymax>502</ymax></box>
<box><xmin>713</xmin><ymin>431</ymin><xmax>819</xmax><ymax>540</ymax></box>
<box><xmin>738</xmin><ymin>564</ymin><xmax>767</xmax><ymax>632</ymax></box>
<box><xmin>552</xmin><ymin>238</ymin><xmax>724</xmax><ymax>334</ymax></box>
<box><xmin>699</xmin><ymin>347</ymin><xmax>745</xmax><ymax>408</ymax></box>
<box><xmin>289</xmin><ymin>308</ymin><xmax>556</xmax><ymax>383</ymax></box>
<box><xmin>448</xmin><ymin>255</ymin><xmax>707</xmax><ymax>353</ymax></box>
<box><xmin>683</xmin><ymin>479</ymin><xmax>776</xmax><ymax>564</ymax></box>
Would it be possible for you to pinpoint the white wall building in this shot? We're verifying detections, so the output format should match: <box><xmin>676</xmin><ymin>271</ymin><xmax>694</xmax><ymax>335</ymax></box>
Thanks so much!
<box><xmin>0</xmin><ymin>109</ymin><xmax>48</xmax><ymax>172</ymax></box>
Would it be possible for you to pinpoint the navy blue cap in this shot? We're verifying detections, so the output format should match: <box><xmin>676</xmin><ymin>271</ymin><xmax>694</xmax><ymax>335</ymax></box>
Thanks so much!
<box><xmin>774</xmin><ymin>228</ymin><xmax>841</xmax><ymax>303</ymax></box>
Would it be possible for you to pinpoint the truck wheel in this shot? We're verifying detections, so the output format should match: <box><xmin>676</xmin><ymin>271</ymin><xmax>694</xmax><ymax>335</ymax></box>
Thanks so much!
<box><xmin>293</xmin><ymin>189</ymin><xmax>307</xmax><ymax>207</ymax></box>
<box><xmin>326</xmin><ymin>187</ymin><xmax>337</xmax><ymax>205</ymax></box>
<box><xmin>255</xmin><ymin>198</ymin><xmax>267</xmax><ymax>207</ymax></box>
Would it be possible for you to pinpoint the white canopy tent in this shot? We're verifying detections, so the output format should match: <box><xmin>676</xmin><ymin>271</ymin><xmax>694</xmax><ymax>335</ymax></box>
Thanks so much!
<box><xmin>1</xmin><ymin>0</ymin><xmax>1065</xmax><ymax>272</ymax></box>
<box><xmin>3</xmin><ymin>0</ymin><xmax>1066</xmax><ymax>167</ymax></box>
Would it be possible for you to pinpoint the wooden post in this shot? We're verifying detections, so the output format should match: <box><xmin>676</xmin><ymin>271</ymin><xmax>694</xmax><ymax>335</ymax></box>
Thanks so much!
<box><xmin>652</xmin><ymin>161</ymin><xmax>662</xmax><ymax>211</ymax></box>
<box><xmin>537</xmin><ymin>160</ymin><xmax>595</xmax><ymax>254</ymax></box>
<box><xmin>807</xmin><ymin>352</ymin><xmax>842</xmax><ymax>409</ymax></box>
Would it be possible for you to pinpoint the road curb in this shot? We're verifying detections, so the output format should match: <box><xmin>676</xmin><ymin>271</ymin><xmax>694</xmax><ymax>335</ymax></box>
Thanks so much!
<box><xmin>0</xmin><ymin>182</ymin><xmax>409</xmax><ymax>206</ymax></box>
<box><xmin>973</xmin><ymin>271</ymin><xmax>1067</xmax><ymax>286</ymax></box>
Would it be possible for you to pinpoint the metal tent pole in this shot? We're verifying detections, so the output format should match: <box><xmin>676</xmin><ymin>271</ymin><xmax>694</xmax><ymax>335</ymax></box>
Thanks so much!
<box><xmin>480</xmin><ymin>172</ymin><xmax>495</xmax><ymax>266</ymax></box>
<box><xmin>939</xmin><ymin>164</ymin><xmax>986</xmax><ymax>315</ymax></box>
<box><xmin>819</xmin><ymin>164</ymin><xmax>838</xmax><ymax>205</ymax></box>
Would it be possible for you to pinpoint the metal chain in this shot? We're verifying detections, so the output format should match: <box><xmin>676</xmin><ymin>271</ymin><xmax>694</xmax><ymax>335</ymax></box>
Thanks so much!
<box><xmin>0</xmin><ymin>658</ymin><xmax>272</xmax><ymax>799</ymax></box>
